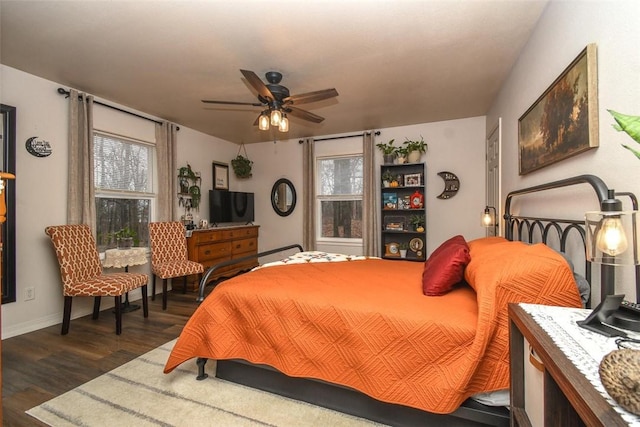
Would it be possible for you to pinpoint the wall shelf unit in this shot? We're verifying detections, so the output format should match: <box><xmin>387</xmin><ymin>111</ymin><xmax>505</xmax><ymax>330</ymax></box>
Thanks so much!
<box><xmin>380</xmin><ymin>162</ymin><xmax>426</xmax><ymax>261</ymax></box>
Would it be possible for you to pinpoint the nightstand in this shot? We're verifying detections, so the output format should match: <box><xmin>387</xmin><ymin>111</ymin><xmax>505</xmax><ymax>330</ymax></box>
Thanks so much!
<box><xmin>509</xmin><ymin>303</ymin><xmax>639</xmax><ymax>426</ymax></box>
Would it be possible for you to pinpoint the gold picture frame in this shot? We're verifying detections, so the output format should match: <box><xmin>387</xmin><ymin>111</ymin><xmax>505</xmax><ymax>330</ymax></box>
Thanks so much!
<box><xmin>518</xmin><ymin>44</ymin><xmax>598</xmax><ymax>175</ymax></box>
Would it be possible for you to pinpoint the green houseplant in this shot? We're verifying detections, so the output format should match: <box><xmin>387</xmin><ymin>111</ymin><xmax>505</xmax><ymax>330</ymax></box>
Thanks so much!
<box><xmin>409</xmin><ymin>214</ymin><xmax>425</xmax><ymax>232</ymax></box>
<box><xmin>381</xmin><ymin>169</ymin><xmax>394</xmax><ymax>186</ymax></box>
<box><xmin>113</xmin><ymin>227</ymin><xmax>138</xmax><ymax>249</ymax></box>
<box><xmin>376</xmin><ymin>139</ymin><xmax>397</xmax><ymax>164</ymax></box>
<box><xmin>609</xmin><ymin>110</ymin><xmax>640</xmax><ymax>158</ymax></box>
<box><xmin>231</xmin><ymin>155</ymin><xmax>253</xmax><ymax>178</ymax></box>
<box><xmin>403</xmin><ymin>136</ymin><xmax>428</xmax><ymax>163</ymax></box>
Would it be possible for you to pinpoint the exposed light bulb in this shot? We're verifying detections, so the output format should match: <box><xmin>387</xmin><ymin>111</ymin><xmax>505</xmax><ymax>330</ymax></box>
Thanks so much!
<box><xmin>482</xmin><ymin>212</ymin><xmax>493</xmax><ymax>227</ymax></box>
<box><xmin>270</xmin><ymin>109</ymin><xmax>282</xmax><ymax>126</ymax></box>
<box><xmin>278</xmin><ymin>115</ymin><xmax>289</xmax><ymax>132</ymax></box>
<box><xmin>258</xmin><ymin>114</ymin><xmax>270</xmax><ymax>131</ymax></box>
<box><xmin>596</xmin><ymin>217</ymin><xmax>628</xmax><ymax>256</ymax></box>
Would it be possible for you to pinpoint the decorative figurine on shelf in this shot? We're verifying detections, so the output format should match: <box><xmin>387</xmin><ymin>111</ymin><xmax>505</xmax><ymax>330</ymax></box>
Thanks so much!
<box><xmin>410</xmin><ymin>190</ymin><xmax>424</xmax><ymax>209</ymax></box>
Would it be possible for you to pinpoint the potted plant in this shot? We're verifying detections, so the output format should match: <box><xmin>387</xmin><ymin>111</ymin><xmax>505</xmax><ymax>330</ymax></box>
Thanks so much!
<box><xmin>410</xmin><ymin>214</ymin><xmax>425</xmax><ymax>232</ymax></box>
<box><xmin>395</xmin><ymin>146</ymin><xmax>409</xmax><ymax>164</ymax></box>
<box><xmin>381</xmin><ymin>169</ymin><xmax>394</xmax><ymax>187</ymax></box>
<box><xmin>399</xmin><ymin>242</ymin><xmax>409</xmax><ymax>258</ymax></box>
<box><xmin>178</xmin><ymin>164</ymin><xmax>197</xmax><ymax>194</ymax></box>
<box><xmin>231</xmin><ymin>154</ymin><xmax>253</xmax><ymax>178</ymax></box>
<box><xmin>188</xmin><ymin>184</ymin><xmax>201</xmax><ymax>209</ymax></box>
<box><xmin>113</xmin><ymin>227</ymin><xmax>137</xmax><ymax>249</ymax></box>
<box><xmin>376</xmin><ymin>139</ymin><xmax>397</xmax><ymax>164</ymax></box>
<box><xmin>403</xmin><ymin>136</ymin><xmax>428</xmax><ymax>163</ymax></box>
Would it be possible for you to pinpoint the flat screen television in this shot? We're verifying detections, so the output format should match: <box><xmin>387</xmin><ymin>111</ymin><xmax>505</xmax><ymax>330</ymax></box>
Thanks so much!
<box><xmin>210</xmin><ymin>190</ymin><xmax>255</xmax><ymax>225</ymax></box>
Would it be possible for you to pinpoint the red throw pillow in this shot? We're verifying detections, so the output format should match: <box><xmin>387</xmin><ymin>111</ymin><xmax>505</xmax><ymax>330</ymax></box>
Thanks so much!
<box><xmin>422</xmin><ymin>235</ymin><xmax>471</xmax><ymax>296</ymax></box>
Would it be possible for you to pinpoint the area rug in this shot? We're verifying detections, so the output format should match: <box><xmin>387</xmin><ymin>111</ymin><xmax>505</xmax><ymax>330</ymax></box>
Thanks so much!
<box><xmin>26</xmin><ymin>339</ymin><xmax>384</xmax><ymax>426</ymax></box>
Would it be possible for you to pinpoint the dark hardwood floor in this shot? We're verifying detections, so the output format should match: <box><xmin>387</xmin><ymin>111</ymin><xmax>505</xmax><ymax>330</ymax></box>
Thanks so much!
<box><xmin>2</xmin><ymin>288</ymin><xmax>210</xmax><ymax>426</ymax></box>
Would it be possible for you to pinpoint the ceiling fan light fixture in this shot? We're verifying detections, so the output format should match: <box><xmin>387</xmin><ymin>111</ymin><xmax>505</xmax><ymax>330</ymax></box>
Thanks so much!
<box><xmin>278</xmin><ymin>114</ymin><xmax>289</xmax><ymax>132</ymax></box>
<box><xmin>270</xmin><ymin>108</ymin><xmax>282</xmax><ymax>126</ymax></box>
<box><xmin>258</xmin><ymin>113</ymin><xmax>270</xmax><ymax>130</ymax></box>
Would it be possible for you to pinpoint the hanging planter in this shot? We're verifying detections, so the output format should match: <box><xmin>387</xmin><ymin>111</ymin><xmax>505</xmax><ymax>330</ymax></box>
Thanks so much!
<box><xmin>232</xmin><ymin>143</ymin><xmax>253</xmax><ymax>178</ymax></box>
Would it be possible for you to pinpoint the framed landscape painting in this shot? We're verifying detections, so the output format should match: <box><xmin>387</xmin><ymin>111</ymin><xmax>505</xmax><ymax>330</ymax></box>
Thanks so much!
<box><xmin>518</xmin><ymin>44</ymin><xmax>598</xmax><ymax>175</ymax></box>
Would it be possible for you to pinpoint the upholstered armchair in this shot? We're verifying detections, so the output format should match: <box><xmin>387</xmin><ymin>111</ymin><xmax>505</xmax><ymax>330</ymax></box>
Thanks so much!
<box><xmin>45</xmin><ymin>224</ymin><xmax>149</xmax><ymax>335</ymax></box>
<box><xmin>148</xmin><ymin>221</ymin><xmax>204</xmax><ymax>310</ymax></box>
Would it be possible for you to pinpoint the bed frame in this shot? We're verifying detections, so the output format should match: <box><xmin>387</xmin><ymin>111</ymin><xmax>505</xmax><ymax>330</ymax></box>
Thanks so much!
<box><xmin>192</xmin><ymin>174</ymin><xmax>617</xmax><ymax>427</ymax></box>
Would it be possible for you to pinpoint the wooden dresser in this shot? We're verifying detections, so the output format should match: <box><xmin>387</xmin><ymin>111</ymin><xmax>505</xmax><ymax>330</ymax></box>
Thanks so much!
<box><xmin>186</xmin><ymin>225</ymin><xmax>259</xmax><ymax>291</ymax></box>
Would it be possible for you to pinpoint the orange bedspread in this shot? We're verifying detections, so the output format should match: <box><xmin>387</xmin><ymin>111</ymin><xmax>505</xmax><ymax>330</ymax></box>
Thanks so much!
<box><xmin>165</xmin><ymin>240</ymin><xmax>582</xmax><ymax>414</ymax></box>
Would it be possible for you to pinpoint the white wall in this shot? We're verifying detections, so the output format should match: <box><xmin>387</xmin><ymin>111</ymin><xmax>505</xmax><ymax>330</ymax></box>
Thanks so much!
<box><xmin>486</xmin><ymin>0</ymin><xmax>640</xmax><ymax>302</ymax></box>
<box><xmin>242</xmin><ymin>116</ymin><xmax>488</xmax><ymax>261</ymax></box>
<box><xmin>0</xmin><ymin>65</ymin><xmax>236</xmax><ymax>338</ymax></box>
<box><xmin>1</xmin><ymin>66</ymin><xmax>486</xmax><ymax>338</ymax></box>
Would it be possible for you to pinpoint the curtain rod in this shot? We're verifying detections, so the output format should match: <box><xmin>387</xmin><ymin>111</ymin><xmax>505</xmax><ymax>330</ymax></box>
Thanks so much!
<box><xmin>57</xmin><ymin>88</ymin><xmax>179</xmax><ymax>130</ymax></box>
<box><xmin>298</xmin><ymin>130</ymin><xmax>380</xmax><ymax>144</ymax></box>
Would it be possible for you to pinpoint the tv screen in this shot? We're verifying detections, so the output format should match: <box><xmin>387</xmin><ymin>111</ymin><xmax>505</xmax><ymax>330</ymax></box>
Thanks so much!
<box><xmin>210</xmin><ymin>190</ymin><xmax>254</xmax><ymax>225</ymax></box>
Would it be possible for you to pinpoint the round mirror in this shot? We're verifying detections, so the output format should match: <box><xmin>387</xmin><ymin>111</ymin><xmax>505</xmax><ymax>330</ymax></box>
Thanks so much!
<box><xmin>271</xmin><ymin>178</ymin><xmax>297</xmax><ymax>217</ymax></box>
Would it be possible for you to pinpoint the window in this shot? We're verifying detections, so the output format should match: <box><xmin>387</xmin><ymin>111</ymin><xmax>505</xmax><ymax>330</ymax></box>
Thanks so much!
<box><xmin>317</xmin><ymin>155</ymin><xmax>363</xmax><ymax>240</ymax></box>
<box><xmin>94</xmin><ymin>132</ymin><xmax>154</xmax><ymax>251</ymax></box>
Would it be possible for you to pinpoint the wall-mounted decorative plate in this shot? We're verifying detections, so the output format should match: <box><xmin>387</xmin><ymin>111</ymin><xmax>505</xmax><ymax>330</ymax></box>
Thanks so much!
<box><xmin>25</xmin><ymin>136</ymin><xmax>52</xmax><ymax>157</ymax></box>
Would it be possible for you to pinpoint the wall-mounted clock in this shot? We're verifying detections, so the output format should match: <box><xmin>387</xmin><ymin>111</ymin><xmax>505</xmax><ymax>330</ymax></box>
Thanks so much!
<box><xmin>385</xmin><ymin>242</ymin><xmax>401</xmax><ymax>257</ymax></box>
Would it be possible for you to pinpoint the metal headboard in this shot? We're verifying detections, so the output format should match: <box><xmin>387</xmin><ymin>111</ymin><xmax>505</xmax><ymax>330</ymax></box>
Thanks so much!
<box><xmin>504</xmin><ymin>175</ymin><xmax>610</xmax><ymax>308</ymax></box>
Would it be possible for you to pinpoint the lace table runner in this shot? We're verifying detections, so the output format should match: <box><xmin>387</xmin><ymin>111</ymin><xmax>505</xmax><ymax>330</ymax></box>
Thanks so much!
<box><xmin>520</xmin><ymin>303</ymin><xmax>640</xmax><ymax>425</ymax></box>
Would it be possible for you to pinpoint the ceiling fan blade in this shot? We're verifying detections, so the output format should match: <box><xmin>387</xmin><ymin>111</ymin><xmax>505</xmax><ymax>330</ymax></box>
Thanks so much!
<box><xmin>202</xmin><ymin>99</ymin><xmax>263</xmax><ymax>106</ymax></box>
<box><xmin>240</xmin><ymin>69</ymin><xmax>276</xmax><ymax>101</ymax></box>
<box><xmin>283</xmin><ymin>88</ymin><xmax>338</xmax><ymax>105</ymax></box>
<box><xmin>286</xmin><ymin>106</ymin><xmax>325</xmax><ymax>123</ymax></box>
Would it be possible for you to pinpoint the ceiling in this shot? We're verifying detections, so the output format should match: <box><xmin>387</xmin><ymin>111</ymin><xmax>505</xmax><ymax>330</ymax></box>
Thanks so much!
<box><xmin>0</xmin><ymin>0</ymin><xmax>548</xmax><ymax>144</ymax></box>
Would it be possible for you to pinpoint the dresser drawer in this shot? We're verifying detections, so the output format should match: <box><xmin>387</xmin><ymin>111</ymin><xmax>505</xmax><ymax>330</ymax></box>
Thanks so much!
<box><xmin>228</xmin><ymin>227</ymin><xmax>258</xmax><ymax>239</ymax></box>
<box><xmin>232</xmin><ymin>237</ymin><xmax>257</xmax><ymax>256</ymax></box>
<box><xmin>195</xmin><ymin>230</ymin><xmax>224</xmax><ymax>244</ymax></box>
<box><xmin>197</xmin><ymin>242</ymin><xmax>231</xmax><ymax>261</ymax></box>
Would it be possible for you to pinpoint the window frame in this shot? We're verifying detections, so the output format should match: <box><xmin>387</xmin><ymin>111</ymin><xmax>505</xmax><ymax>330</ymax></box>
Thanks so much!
<box><xmin>315</xmin><ymin>153</ymin><xmax>364</xmax><ymax>245</ymax></box>
<box><xmin>93</xmin><ymin>130</ymin><xmax>156</xmax><ymax>250</ymax></box>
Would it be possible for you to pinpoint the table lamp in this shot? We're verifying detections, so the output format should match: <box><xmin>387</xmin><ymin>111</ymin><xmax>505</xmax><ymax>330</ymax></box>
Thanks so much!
<box><xmin>585</xmin><ymin>189</ymin><xmax>639</xmax><ymax>300</ymax></box>
<box><xmin>481</xmin><ymin>205</ymin><xmax>498</xmax><ymax>236</ymax></box>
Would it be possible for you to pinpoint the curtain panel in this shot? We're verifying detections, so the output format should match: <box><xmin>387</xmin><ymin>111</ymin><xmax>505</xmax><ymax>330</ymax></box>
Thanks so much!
<box><xmin>362</xmin><ymin>131</ymin><xmax>379</xmax><ymax>256</ymax></box>
<box><xmin>67</xmin><ymin>89</ymin><xmax>96</xmax><ymax>233</ymax></box>
<box><xmin>302</xmin><ymin>138</ymin><xmax>316</xmax><ymax>251</ymax></box>
<box><xmin>155</xmin><ymin>121</ymin><xmax>178</xmax><ymax>222</ymax></box>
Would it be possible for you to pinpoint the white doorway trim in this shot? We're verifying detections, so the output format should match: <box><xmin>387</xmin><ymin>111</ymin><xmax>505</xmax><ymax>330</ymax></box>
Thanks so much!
<box><xmin>486</xmin><ymin>118</ymin><xmax>502</xmax><ymax>236</ymax></box>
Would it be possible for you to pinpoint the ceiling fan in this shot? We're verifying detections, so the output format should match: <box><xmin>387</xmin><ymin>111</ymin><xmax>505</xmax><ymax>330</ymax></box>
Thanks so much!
<box><xmin>202</xmin><ymin>69</ymin><xmax>338</xmax><ymax>132</ymax></box>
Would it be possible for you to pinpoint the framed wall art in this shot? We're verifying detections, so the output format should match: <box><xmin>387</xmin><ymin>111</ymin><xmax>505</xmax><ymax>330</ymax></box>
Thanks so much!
<box><xmin>212</xmin><ymin>161</ymin><xmax>229</xmax><ymax>190</ymax></box>
<box><xmin>518</xmin><ymin>43</ymin><xmax>598</xmax><ymax>175</ymax></box>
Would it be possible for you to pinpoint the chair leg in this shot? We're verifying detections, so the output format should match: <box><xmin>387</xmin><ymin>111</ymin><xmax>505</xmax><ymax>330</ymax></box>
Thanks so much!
<box><xmin>162</xmin><ymin>278</ymin><xmax>168</xmax><ymax>311</ymax></box>
<box><xmin>114</xmin><ymin>295</ymin><xmax>122</xmax><ymax>335</ymax></box>
<box><xmin>92</xmin><ymin>296</ymin><xmax>102</xmax><ymax>319</ymax></box>
<box><xmin>61</xmin><ymin>296</ymin><xmax>72</xmax><ymax>335</ymax></box>
<box><xmin>152</xmin><ymin>274</ymin><xmax>156</xmax><ymax>301</ymax></box>
<box><xmin>141</xmin><ymin>285</ymin><xmax>149</xmax><ymax>318</ymax></box>
<box><xmin>183</xmin><ymin>276</ymin><xmax>187</xmax><ymax>294</ymax></box>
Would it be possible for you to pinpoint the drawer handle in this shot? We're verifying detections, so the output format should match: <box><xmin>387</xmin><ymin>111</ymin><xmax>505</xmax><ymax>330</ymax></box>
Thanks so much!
<box><xmin>204</xmin><ymin>250</ymin><xmax>211</xmax><ymax>255</ymax></box>
<box><xmin>529</xmin><ymin>344</ymin><xmax>544</xmax><ymax>372</ymax></box>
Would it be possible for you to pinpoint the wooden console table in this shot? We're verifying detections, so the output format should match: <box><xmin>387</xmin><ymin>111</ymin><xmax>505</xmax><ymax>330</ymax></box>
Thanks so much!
<box><xmin>185</xmin><ymin>225</ymin><xmax>259</xmax><ymax>291</ymax></box>
<box><xmin>509</xmin><ymin>303</ymin><xmax>635</xmax><ymax>426</ymax></box>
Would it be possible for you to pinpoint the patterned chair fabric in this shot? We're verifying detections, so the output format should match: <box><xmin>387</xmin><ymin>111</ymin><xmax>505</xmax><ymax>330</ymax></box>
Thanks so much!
<box><xmin>45</xmin><ymin>224</ymin><xmax>149</xmax><ymax>335</ymax></box>
<box><xmin>148</xmin><ymin>221</ymin><xmax>204</xmax><ymax>310</ymax></box>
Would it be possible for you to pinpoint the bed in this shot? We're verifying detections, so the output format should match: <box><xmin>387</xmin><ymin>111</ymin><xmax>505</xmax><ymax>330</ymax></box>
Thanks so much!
<box><xmin>164</xmin><ymin>175</ymin><xmax>611</xmax><ymax>426</ymax></box>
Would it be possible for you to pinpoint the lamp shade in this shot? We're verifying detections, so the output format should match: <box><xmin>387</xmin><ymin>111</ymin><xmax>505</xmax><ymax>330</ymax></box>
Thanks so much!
<box><xmin>258</xmin><ymin>113</ymin><xmax>270</xmax><ymax>131</ymax></box>
<box><xmin>586</xmin><ymin>210</ymin><xmax>639</xmax><ymax>266</ymax></box>
<box><xmin>270</xmin><ymin>109</ymin><xmax>282</xmax><ymax>126</ymax></box>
